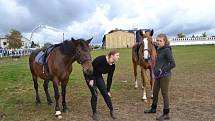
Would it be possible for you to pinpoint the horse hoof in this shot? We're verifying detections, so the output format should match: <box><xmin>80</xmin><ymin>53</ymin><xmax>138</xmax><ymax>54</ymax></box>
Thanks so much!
<box><xmin>56</xmin><ymin>115</ymin><xmax>62</xmax><ymax>119</ymax></box>
<box><xmin>141</xmin><ymin>98</ymin><xmax>147</xmax><ymax>103</ymax></box>
<box><xmin>63</xmin><ymin>108</ymin><xmax>69</xmax><ymax>113</ymax></box>
<box><xmin>55</xmin><ymin>111</ymin><xmax>62</xmax><ymax>119</ymax></box>
<box><xmin>36</xmin><ymin>101</ymin><xmax>41</xmax><ymax>106</ymax></box>
<box><xmin>48</xmin><ymin>102</ymin><xmax>53</xmax><ymax>106</ymax></box>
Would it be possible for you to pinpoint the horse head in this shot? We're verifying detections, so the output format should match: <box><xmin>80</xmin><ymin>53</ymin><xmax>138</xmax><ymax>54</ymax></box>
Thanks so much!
<box><xmin>60</xmin><ymin>38</ymin><xmax>94</xmax><ymax>75</ymax></box>
<box><xmin>139</xmin><ymin>30</ymin><xmax>154</xmax><ymax>63</ymax></box>
<box><xmin>73</xmin><ymin>38</ymin><xmax>94</xmax><ymax>75</ymax></box>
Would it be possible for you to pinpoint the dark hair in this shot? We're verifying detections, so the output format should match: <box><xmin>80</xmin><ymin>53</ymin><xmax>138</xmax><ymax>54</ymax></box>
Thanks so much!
<box><xmin>108</xmin><ymin>49</ymin><xmax>119</xmax><ymax>57</ymax></box>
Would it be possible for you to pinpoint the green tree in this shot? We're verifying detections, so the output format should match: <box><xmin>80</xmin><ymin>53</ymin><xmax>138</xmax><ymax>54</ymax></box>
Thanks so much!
<box><xmin>191</xmin><ymin>35</ymin><xmax>195</xmax><ymax>38</ymax></box>
<box><xmin>6</xmin><ymin>29</ymin><xmax>22</xmax><ymax>49</ymax></box>
<box><xmin>92</xmin><ymin>45</ymin><xmax>101</xmax><ymax>49</ymax></box>
<box><xmin>43</xmin><ymin>42</ymin><xmax>53</xmax><ymax>48</ymax></box>
<box><xmin>202</xmin><ymin>32</ymin><xmax>207</xmax><ymax>37</ymax></box>
<box><xmin>177</xmin><ymin>33</ymin><xmax>186</xmax><ymax>38</ymax></box>
<box><xmin>30</xmin><ymin>41</ymin><xmax>39</xmax><ymax>48</ymax></box>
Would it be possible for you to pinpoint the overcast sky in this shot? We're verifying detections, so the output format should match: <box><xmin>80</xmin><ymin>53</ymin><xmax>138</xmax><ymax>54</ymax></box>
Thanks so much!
<box><xmin>0</xmin><ymin>0</ymin><xmax>215</xmax><ymax>45</ymax></box>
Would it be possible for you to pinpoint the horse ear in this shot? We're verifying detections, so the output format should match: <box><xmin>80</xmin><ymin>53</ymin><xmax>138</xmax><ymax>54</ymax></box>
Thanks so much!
<box><xmin>71</xmin><ymin>37</ymin><xmax>76</xmax><ymax>42</ymax></box>
<box><xmin>87</xmin><ymin>37</ymin><xmax>93</xmax><ymax>44</ymax></box>
<box><xmin>150</xmin><ymin>29</ymin><xmax>154</xmax><ymax>36</ymax></box>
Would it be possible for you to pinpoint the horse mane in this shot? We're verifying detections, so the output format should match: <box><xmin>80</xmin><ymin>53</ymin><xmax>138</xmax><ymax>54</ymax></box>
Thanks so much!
<box><xmin>136</xmin><ymin>30</ymin><xmax>143</xmax><ymax>43</ymax></box>
<box><xmin>59</xmin><ymin>40</ymin><xmax>76</xmax><ymax>56</ymax></box>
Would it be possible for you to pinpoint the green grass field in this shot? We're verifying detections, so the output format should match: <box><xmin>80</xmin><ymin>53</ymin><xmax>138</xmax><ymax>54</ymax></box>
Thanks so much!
<box><xmin>0</xmin><ymin>45</ymin><xmax>215</xmax><ymax>121</ymax></box>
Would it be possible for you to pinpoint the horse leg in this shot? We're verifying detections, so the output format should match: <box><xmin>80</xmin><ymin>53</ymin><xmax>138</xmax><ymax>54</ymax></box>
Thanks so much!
<box><xmin>53</xmin><ymin>79</ymin><xmax>62</xmax><ymax>118</ymax></box>
<box><xmin>43</xmin><ymin>80</ymin><xmax>53</xmax><ymax>105</ymax></box>
<box><xmin>150</xmin><ymin>68</ymin><xmax>155</xmax><ymax>99</ymax></box>
<box><xmin>141</xmin><ymin>68</ymin><xmax>147</xmax><ymax>102</ymax></box>
<box><xmin>61</xmin><ymin>80</ymin><xmax>69</xmax><ymax>113</ymax></box>
<box><xmin>133</xmin><ymin>60</ymin><xmax>138</xmax><ymax>88</ymax></box>
<box><xmin>33</xmin><ymin>75</ymin><xmax>41</xmax><ymax>104</ymax></box>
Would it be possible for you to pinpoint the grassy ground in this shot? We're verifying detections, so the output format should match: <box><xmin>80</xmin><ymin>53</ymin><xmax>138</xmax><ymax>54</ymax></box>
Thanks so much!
<box><xmin>0</xmin><ymin>45</ymin><xmax>215</xmax><ymax>121</ymax></box>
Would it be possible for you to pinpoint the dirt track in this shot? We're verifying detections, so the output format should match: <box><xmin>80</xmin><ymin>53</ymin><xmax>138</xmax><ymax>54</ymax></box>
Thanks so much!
<box><xmin>51</xmin><ymin>70</ymin><xmax>215</xmax><ymax>121</ymax></box>
<box><xmin>1</xmin><ymin>46</ymin><xmax>215</xmax><ymax>121</ymax></box>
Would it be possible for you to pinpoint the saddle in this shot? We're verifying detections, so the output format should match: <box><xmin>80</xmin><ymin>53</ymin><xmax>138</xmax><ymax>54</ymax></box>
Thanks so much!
<box><xmin>35</xmin><ymin>44</ymin><xmax>61</xmax><ymax>74</ymax></box>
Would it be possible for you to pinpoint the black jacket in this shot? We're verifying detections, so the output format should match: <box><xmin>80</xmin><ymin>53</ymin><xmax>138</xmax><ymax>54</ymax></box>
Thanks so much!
<box><xmin>84</xmin><ymin>55</ymin><xmax>115</xmax><ymax>92</ymax></box>
<box><xmin>155</xmin><ymin>45</ymin><xmax>176</xmax><ymax>75</ymax></box>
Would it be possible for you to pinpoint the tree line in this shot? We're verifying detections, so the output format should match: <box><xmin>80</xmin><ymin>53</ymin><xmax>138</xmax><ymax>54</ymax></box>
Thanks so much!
<box><xmin>2</xmin><ymin>29</ymin><xmax>215</xmax><ymax>49</ymax></box>
<box><xmin>3</xmin><ymin>29</ymin><xmax>40</xmax><ymax>49</ymax></box>
<box><xmin>176</xmin><ymin>32</ymin><xmax>214</xmax><ymax>38</ymax></box>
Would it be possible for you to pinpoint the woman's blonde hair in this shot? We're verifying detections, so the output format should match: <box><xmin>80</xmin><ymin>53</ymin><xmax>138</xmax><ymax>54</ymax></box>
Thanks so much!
<box><xmin>157</xmin><ymin>34</ymin><xmax>170</xmax><ymax>45</ymax></box>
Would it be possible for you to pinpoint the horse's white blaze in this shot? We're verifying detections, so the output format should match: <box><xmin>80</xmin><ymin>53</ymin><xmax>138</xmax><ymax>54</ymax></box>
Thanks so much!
<box><xmin>55</xmin><ymin>111</ymin><xmax>61</xmax><ymax>115</ymax></box>
<box><xmin>143</xmin><ymin>38</ymin><xmax>149</xmax><ymax>60</ymax></box>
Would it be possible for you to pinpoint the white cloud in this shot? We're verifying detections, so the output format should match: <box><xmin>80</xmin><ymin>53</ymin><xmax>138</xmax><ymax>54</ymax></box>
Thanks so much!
<box><xmin>0</xmin><ymin>0</ymin><xmax>33</xmax><ymax>33</ymax></box>
<box><xmin>1</xmin><ymin>0</ymin><xmax>215</xmax><ymax>44</ymax></box>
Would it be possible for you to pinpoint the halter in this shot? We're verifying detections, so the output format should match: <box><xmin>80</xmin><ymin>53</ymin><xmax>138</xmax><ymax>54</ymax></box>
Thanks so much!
<box><xmin>76</xmin><ymin>52</ymin><xmax>92</xmax><ymax>64</ymax></box>
<box><xmin>77</xmin><ymin>58</ymin><xmax>92</xmax><ymax>64</ymax></box>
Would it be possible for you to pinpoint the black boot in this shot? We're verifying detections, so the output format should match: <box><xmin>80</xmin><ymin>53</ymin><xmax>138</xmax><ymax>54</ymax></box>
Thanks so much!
<box><xmin>110</xmin><ymin>110</ymin><xmax>117</xmax><ymax>119</ymax></box>
<box><xmin>92</xmin><ymin>112</ymin><xmax>98</xmax><ymax>121</ymax></box>
<box><xmin>156</xmin><ymin>109</ymin><xmax>170</xmax><ymax>121</ymax></box>
<box><xmin>144</xmin><ymin>104</ymin><xmax>157</xmax><ymax>113</ymax></box>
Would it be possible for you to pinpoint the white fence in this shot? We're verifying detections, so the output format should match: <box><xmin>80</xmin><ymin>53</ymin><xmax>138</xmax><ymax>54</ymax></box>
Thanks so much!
<box><xmin>169</xmin><ymin>37</ymin><xmax>215</xmax><ymax>46</ymax></box>
<box><xmin>0</xmin><ymin>48</ymin><xmax>36</xmax><ymax>58</ymax></box>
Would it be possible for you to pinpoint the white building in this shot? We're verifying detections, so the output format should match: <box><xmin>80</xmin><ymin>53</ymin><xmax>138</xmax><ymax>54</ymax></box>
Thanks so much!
<box><xmin>0</xmin><ymin>37</ymin><xmax>8</xmax><ymax>49</ymax></box>
<box><xmin>21</xmin><ymin>36</ymin><xmax>32</xmax><ymax>48</ymax></box>
<box><xmin>169</xmin><ymin>37</ymin><xmax>215</xmax><ymax>46</ymax></box>
<box><xmin>0</xmin><ymin>36</ymin><xmax>31</xmax><ymax>49</ymax></box>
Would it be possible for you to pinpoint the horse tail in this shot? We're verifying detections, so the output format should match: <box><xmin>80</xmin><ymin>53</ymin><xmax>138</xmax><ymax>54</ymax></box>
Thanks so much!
<box><xmin>132</xmin><ymin>44</ymin><xmax>139</xmax><ymax>61</ymax></box>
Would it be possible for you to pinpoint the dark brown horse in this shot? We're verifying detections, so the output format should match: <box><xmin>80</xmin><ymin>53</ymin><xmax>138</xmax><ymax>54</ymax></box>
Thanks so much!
<box><xmin>132</xmin><ymin>30</ymin><xmax>157</xmax><ymax>102</ymax></box>
<box><xmin>29</xmin><ymin>38</ymin><xmax>93</xmax><ymax>118</ymax></box>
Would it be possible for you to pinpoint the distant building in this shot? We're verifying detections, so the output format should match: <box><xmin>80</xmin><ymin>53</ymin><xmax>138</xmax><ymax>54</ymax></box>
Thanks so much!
<box><xmin>102</xmin><ymin>30</ymin><xmax>135</xmax><ymax>49</ymax></box>
<box><xmin>0</xmin><ymin>36</ymin><xmax>31</xmax><ymax>49</ymax></box>
<box><xmin>169</xmin><ymin>37</ymin><xmax>215</xmax><ymax>46</ymax></box>
<box><xmin>21</xmin><ymin>36</ymin><xmax>31</xmax><ymax>48</ymax></box>
<box><xmin>0</xmin><ymin>37</ymin><xmax>8</xmax><ymax>49</ymax></box>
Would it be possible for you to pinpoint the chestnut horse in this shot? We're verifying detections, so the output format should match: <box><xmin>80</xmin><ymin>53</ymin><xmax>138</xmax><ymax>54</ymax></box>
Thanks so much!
<box><xmin>29</xmin><ymin>38</ymin><xmax>93</xmax><ymax>118</ymax></box>
<box><xmin>132</xmin><ymin>30</ymin><xmax>156</xmax><ymax>102</ymax></box>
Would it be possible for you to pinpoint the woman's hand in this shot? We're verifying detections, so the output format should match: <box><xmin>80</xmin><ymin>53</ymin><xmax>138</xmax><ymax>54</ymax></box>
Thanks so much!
<box><xmin>154</xmin><ymin>69</ymin><xmax>162</xmax><ymax>77</ymax></box>
<box><xmin>108</xmin><ymin>92</ymin><xmax>112</xmax><ymax>97</ymax></box>
<box><xmin>89</xmin><ymin>80</ymin><xmax>94</xmax><ymax>87</ymax></box>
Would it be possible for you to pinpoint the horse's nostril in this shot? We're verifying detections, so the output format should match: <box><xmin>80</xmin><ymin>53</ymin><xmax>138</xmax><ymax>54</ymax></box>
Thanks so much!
<box><xmin>144</xmin><ymin>59</ymin><xmax>149</xmax><ymax>63</ymax></box>
<box><xmin>86</xmin><ymin>69</ymin><xmax>93</xmax><ymax>75</ymax></box>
